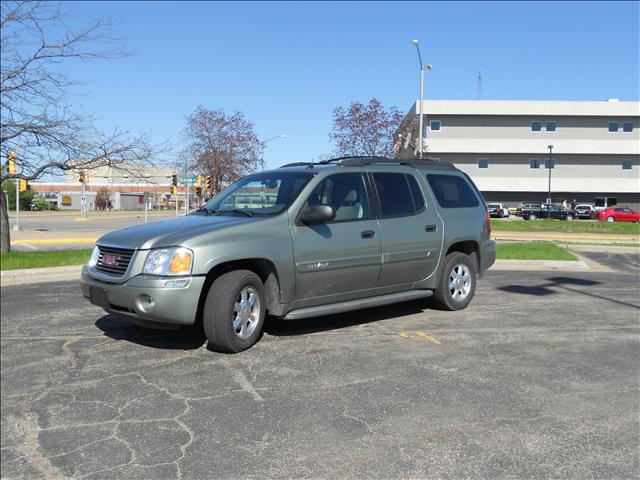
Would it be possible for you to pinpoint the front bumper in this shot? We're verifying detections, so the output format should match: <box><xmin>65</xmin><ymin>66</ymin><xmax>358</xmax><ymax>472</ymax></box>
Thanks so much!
<box><xmin>81</xmin><ymin>266</ymin><xmax>206</xmax><ymax>327</ymax></box>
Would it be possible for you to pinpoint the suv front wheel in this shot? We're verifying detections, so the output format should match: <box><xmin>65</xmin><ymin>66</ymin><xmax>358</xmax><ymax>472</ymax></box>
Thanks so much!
<box><xmin>433</xmin><ymin>252</ymin><xmax>477</xmax><ymax>311</ymax></box>
<box><xmin>203</xmin><ymin>270</ymin><xmax>266</xmax><ymax>353</ymax></box>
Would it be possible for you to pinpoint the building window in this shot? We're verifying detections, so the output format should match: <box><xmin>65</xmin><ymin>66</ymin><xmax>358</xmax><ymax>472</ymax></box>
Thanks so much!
<box><xmin>430</xmin><ymin>120</ymin><xmax>441</xmax><ymax>131</ymax></box>
<box><xmin>608</xmin><ymin>122</ymin><xmax>619</xmax><ymax>132</ymax></box>
<box><xmin>531</xmin><ymin>121</ymin><xmax>542</xmax><ymax>132</ymax></box>
<box><xmin>622</xmin><ymin>160</ymin><xmax>632</xmax><ymax>170</ymax></box>
<box><xmin>544</xmin><ymin>159</ymin><xmax>555</xmax><ymax>169</ymax></box>
<box><xmin>545</xmin><ymin>121</ymin><xmax>556</xmax><ymax>132</ymax></box>
<box><xmin>623</xmin><ymin>122</ymin><xmax>633</xmax><ymax>133</ymax></box>
<box><xmin>478</xmin><ymin>159</ymin><xmax>488</xmax><ymax>169</ymax></box>
<box><xmin>530</xmin><ymin>159</ymin><xmax>540</xmax><ymax>169</ymax></box>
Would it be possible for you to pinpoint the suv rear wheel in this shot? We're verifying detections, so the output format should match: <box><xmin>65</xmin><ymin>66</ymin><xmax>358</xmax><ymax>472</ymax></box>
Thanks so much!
<box><xmin>433</xmin><ymin>252</ymin><xmax>477</xmax><ymax>311</ymax></box>
<box><xmin>203</xmin><ymin>270</ymin><xmax>266</xmax><ymax>353</ymax></box>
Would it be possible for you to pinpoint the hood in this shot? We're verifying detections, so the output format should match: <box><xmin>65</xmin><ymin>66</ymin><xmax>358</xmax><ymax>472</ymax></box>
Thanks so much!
<box><xmin>96</xmin><ymin>214</ymin><xmax>257</xmax><ymax>250</ymax></box>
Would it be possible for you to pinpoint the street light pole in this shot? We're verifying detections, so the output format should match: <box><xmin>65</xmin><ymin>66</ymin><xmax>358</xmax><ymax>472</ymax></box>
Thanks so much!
<box><xmin>547</xmin><ymin>145</ymin><xmax>553</xmax><ymax>219</ymax></box>
<box><xmin>261</xmin><ymin>134</ymin><xmax>287</xmax><ymax>170</ymax></box>
<box><xmin>411</xmin><ymin>39</ymin><xmax>432</xmax><ymax>159</ymax></box>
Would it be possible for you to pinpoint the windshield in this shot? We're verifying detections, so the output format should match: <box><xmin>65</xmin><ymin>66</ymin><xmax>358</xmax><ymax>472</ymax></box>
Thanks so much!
<box><xmin>487</xmin><ymin>204</ymin><xmax>500</xmax><ymax>208</ymax></box>
<box><xmin>196</xmin><ymin>171</ymin><xmax>314</xmax><ymax>216</ymax></box>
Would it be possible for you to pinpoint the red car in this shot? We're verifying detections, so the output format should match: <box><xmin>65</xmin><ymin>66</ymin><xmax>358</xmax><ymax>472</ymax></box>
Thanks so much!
<box><xmin>596</xmin><ymin>206</ymin><xmax>640</xmax><ymax>223</ymax></box>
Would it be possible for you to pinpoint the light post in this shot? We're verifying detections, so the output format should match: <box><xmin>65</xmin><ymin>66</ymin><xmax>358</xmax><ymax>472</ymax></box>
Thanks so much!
<box><xmin>547</xmin><ymin>145</ymin><xmax>553</xmax><ymax>219</ymax></box>
<box><xmin>411</xmin><ymin>39</ymin><xmax>432</xmax><ymax>159</ymax></box>
<box><xmin>261</xmin><ymin>134</ymin><xmax>287</xmax><ymax>170</ymax></box>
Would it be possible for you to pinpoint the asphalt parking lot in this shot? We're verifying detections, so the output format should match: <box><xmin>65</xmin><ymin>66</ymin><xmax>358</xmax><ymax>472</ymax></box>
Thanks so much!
<box><xmin>1</xmin><ymin>261</ymin><xmax>639</xmax><ymax>479</ymax></box>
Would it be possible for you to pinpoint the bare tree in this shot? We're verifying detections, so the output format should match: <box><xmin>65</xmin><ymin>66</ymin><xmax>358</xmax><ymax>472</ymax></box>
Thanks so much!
<box><xmin>183</xmin><ymin>106</ymin><xmax>263</xmax><ymax>194</ymax></box>
<box><xmin>0</xmin><ymin>1</ymin><xmax>160</xmax><ymax>252</ymax></box>
<box><xmin>329</xmin><ymin>98</ymin><xmax>404</xmax><ymax>158</ymax></box>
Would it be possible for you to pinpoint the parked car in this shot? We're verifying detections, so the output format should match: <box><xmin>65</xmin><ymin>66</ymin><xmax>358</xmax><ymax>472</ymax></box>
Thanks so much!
<box><xmin>596</xmin><ymin>206</ymin><xmax>640</xmax><ymax>223</ymax></box>
<box><xmin>487</xmin><ymin>203</ymin><xmax>510</xmax><ymax>218</ymax></box>
<box><xmin>517</xmin><ymin>202</ymin><xmax>542</xmax><ymax>217</ymax></box>
<box><xmin>522</xmin><ymin>203</ymin><xmax>574</xmax><ymax>221</ymax></box>
<box><xmin>81</xmin><ymin>156</ymin><xmax>496</xmax><ymax>352</ymax></box>
<box><xmin>573</xmin><ymin>204</ymin><xmax>596</xmax><ymax>220</ymax></box>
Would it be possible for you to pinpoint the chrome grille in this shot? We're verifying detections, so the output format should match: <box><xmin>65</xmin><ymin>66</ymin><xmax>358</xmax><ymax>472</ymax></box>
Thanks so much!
<box><xmin>95</xmin><ymin>246</ymin><xmax>135</xmax><ymax>276</ymax></box>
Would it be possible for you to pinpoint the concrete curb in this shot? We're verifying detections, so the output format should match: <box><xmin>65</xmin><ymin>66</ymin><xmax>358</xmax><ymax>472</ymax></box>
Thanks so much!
<box><xmin>491</xmin><ymin>258</ymin><xmax>613</xmax><ymax>273</ymax></box>
<box><xmin>1</xmin><ymin>265</ymin><xmax>82</xmax><ymax>287</ymax></box>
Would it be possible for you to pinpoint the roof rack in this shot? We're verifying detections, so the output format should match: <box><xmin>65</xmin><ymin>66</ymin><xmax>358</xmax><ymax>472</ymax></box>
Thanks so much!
<box><xmin>280</xmin><ymin>156</ymin><xmax>456</xmax><ymax>171</ymax></box>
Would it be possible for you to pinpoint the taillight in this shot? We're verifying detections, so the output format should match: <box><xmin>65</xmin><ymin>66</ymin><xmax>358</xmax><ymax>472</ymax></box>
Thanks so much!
<box><xmin>485</xmin><ymin>211</ymin><xmax>491</xmax><ymax>238</ymax></box>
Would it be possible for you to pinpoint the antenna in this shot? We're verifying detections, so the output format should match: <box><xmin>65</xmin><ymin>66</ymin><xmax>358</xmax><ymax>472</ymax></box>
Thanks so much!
<box><xmin>477</xmin><ymin>65</ymin><xmax>483</xmax><ymax>100</ymax></box>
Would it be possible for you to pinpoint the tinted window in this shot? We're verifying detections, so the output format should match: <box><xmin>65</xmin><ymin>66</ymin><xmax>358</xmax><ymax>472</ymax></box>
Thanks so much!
<box><xmin>531</xmin><ymin>121</ymin><xmax>542</xmax><ymax>132</ymax></box>
<box><xmin>546</xmin><ymin>121</ymin><xmax>556</xmax><ymax>132</ymax></box>
<box><xmin>305</xmin><ymin>173</ymin><xmax>369</xmax><ymax>222</ymax></box>
<box><xmin>426</xmin><ymin>174</ymin><xmax>480</xmax><ymax>209</ymax></box>
<box><xmin>373</xmin><ymin>173</ymin><xmax>414</xmax><ymax>217</ymax></box>
<box><xmin>430</xmin><ymin>120</ymin><xmax>441</xmax><ymax>131</ymax></box>
<box><xmin>530</xmin><ymin>159</ymin><xmax>540</xmax><ymax>169</ymax></box>
<box><xmin>478</xmin><ymin>159</ymin><xmax>488</xmax><ymax>169</ymax></box>
<box><xmin>544</xmin><ymin>159</ymin><xmax>555</xmax><ymax>169</ymax></box>
<box><xmin>622</xmin><ymin>160</ymin><xmax>632</xmax><ymax>170</ymax></box>
<box><xmin>407</xmin><ymin>174</ymin><xmax>425</xmax><ymax>211</ymax></box>
<box><xmin>608</xmin><ymin>122</ymin><xmax>619</xmax><ymax>132</ymax></box>
<box><xmin>623</xmin><ymin>122</ymin><xmax>633</xmax><ymax>132</ymax></box>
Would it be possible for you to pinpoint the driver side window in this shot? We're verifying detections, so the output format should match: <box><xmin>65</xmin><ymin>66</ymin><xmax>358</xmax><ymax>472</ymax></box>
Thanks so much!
<box><xmin>304</xmin><ymin>173</ymin><xmax>370</xmax><ymax>222</ymax></box>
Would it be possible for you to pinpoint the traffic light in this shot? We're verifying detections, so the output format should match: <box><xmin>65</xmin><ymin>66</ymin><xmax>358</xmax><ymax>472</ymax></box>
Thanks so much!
<box><xmin>172</xmin><ymin>185</ymin><xmax>177</xmax><ymax>195</ymax></box>
<box><xmin>19</xmin><ymin>179</ymin><xmax>27</xmax><ymax>192</ymax></box>
<box><xmin>6</xmin><ymin>151</ymin><xmax>17</xmax><ymax>174</ymax></box>
<box><xmin>196</xmin><ymin>174</ymin><xmax>202</xmax><ymax>188</ymax></box>
<box><xmin>78</xmin><ymin>171</ymin><xmax>85</xmax><ymax>183</ymax></box>
<box><xmin>205</xmin><ymin>175</ymin><xmax>211</xmax><ymax>190</ymax></box>
<box><xmin>172</xmin><ymin>174</ymin><xmax>178</xmax><ymax>187</ymax></box>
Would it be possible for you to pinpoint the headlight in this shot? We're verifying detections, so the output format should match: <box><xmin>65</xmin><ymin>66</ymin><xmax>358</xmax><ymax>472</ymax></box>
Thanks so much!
<box><xmin>88</xmin><ymin>246</ymin><xmax>99</xmax><ymax>267</ymax></box>
<box><xmin>143</xmin><ymin>247</ymin><xmax>193</xmax><ymax>276</ymax></box>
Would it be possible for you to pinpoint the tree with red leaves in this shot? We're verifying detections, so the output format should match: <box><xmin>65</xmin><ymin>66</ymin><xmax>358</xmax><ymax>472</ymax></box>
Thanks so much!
<box><xmin>183</xmin><ymin>107</ymin><xmax>263</xmax><ymax>194</ymax></box>
<box><xmin>329</xmin><ymin>98</ymin><xmax>404</xmax><ymax>158</ymax></box>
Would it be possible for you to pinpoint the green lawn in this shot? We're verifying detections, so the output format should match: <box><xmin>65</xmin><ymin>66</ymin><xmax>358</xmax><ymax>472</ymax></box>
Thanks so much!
<box><xmin>0</xmin><ymin>250</ymin><xmax>92</xmax><ymax>271</ymax></box>
<box><xmin>496</xmin><ymin>242</ymin><xmax>577</xmax><ymax>261</ymax></box>
<box><xmin>492</xmin><ymin>219</ymin><xmax>640</xmax><ymax>234</ymax></box>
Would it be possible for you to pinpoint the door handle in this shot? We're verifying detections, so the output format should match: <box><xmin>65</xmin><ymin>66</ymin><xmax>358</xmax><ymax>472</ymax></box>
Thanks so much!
<box><xmin>425</xmin><ymin>224</ymin><xmax>437</xmax><ymax>232</ymax></box>
<box><xmin>361</xmin><ymin>230</ymin><xmax>375</xmax><ymax>239</ymax></box>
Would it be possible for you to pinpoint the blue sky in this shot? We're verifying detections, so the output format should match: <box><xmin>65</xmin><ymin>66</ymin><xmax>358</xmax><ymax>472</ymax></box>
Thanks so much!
<box><xmin>63</xmin><ymin>1</ymin><xmax>639</xmax><ymax>169</ymax></box>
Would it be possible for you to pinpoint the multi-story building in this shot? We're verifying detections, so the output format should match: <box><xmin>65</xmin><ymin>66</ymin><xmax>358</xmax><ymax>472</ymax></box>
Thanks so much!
<box><xmin>395</xmin><ymin>99</ymin><xmax>640</xmax><ymax>210</ymax></box>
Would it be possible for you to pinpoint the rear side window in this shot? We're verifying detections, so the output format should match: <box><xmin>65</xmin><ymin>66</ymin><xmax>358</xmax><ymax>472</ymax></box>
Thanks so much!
<box><xmin>373</xmin><ymin>172</ymin><xmax>423</xmax><ymax>217</ymax></box>
<box><xmin>426</xmin><ymin>174</ymin><xmax>480</xmax><ymax>209</ymax></box>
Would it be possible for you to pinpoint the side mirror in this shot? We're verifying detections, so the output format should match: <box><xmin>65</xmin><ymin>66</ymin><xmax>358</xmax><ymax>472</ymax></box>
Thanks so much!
<box><xmin>299</xmin><ymin>204</ymin><xmax>335</xmax><ymax>224</ymax></box>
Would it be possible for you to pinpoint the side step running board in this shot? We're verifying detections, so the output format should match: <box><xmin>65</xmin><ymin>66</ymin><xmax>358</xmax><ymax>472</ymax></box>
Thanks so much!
<box><xmin>283</xmin><ymin>290</ymin><xmax>433</xmax><ymax>320</ymax></box>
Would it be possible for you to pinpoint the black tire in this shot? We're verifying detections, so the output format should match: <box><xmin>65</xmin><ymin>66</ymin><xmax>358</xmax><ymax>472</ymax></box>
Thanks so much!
<box><xmin>433</xmin><ymin>252</ymin><xmax>477</xmax><ymax>311</ymax></box>
<box><xmin>203</xmin><ymin>270</ymin><xmax>266</xmax><ymax>353</ymax></box>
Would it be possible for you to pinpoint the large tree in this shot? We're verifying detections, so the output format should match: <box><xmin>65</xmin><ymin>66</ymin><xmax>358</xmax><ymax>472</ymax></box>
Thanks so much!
<box><xmin>329</xmin><ymin>98</ymin><xmax>404</xmax><ymax>158</ymax></box>
<box><xmin>0</xmin><ymin>1</ymin><xmax>158</xmax><ymax>252</ymax></box>
<box><xmin>183</xmin><ymin>106</ymin><xmax>263</xmax><ymax>194</ymax></box>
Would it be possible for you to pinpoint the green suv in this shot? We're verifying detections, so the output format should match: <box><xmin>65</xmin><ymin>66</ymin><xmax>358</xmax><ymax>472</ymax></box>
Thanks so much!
<box><xmin>81</xmin><ymin>157</ymin><xmax>495</xmax><ymax>352</ymax></box>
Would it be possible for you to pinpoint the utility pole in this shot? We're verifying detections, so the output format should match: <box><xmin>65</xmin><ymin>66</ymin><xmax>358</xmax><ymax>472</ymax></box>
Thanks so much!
<box><xmin>185</xmin><ymin>181</ymin><xmax>189</xmax><ymax>215</ymax></box>
<box><xmin>547</xmin><ymin>145</ymin><xmax>553</xmax><ymax>219</ymax></box>
<box><xmin>411</xmin><ymin>40</ymin><xmax>432</xmax><ymax>159</ymax></box>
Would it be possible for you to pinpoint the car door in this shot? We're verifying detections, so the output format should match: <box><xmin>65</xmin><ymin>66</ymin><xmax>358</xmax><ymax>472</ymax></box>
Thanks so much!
<box><xmin>290</xmin><ymin>172</ymin><xmax>382</xmax><ymax>299</ymax></box>
<box><xmin>371</xmin><ymin>171</ymin><xmax>443</xmax><ymax>286</ymax></box>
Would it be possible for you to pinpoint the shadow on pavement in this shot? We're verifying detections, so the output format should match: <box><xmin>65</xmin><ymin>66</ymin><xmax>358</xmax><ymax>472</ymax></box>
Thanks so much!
<box><xmin>95</xmin><ymin>315</ymin><xmax>206</xmax><ymax>350</ymax></box>
<box><xmin>498</xmin><ymin>275</ymin><xmax>639</xmax><ymax>310</ymax></box>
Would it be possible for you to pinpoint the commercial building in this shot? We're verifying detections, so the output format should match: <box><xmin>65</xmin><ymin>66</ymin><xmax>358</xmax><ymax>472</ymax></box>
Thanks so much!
<box><xmin>395</xmin><ymin>99</ymin><xmax>640</xmax><ymax>210</ymax></box>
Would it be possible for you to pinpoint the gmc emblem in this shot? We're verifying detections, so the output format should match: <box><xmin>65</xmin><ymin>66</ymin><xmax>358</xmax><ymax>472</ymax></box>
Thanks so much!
<box><xmin>102</xmin><ymin>254</ymin><xmax>118</xmax><ymax>266</ymax></box>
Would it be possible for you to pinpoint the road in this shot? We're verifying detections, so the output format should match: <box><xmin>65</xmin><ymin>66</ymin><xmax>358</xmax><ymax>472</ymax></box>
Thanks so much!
<box><xmin>2</xmin><ymin>263</ymin><xmax>639</xmax><ymax>479</ymax></box>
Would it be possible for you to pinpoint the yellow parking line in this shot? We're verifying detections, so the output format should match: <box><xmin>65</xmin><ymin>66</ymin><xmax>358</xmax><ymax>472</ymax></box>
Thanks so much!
<box><xmin>399</xmin><ymin>330</ymin><xmax>441</xmax><ymax>344</ymax></box>
<box><xmin>11</xmin><ymin>238</ymin><xmax>98</xmax><ymax>245</ymax></box>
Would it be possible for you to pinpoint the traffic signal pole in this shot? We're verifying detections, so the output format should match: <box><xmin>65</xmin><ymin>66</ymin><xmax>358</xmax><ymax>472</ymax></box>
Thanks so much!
<box><xmin>13</xmin><ymin>178</ymin><xmax>20</xmax><ymax>231</ymax></box>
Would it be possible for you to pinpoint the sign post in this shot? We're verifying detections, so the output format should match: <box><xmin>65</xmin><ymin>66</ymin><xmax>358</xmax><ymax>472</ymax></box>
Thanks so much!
<box><xmin>13</xmin><ymin>178</ymin><xmax>20</xmax><ymax>231</ymax></box>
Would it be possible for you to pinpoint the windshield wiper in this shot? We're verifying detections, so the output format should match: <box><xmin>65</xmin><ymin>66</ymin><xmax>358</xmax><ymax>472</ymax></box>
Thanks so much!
<box><xmin>210</xmin><ymin>208</ymin><xmax>254</xmax><ymax>217</ymax></box>
<box><xmin>192</xmin><ymin>206</ymin><xmax>212</xmax><ymax>215</ymax></box>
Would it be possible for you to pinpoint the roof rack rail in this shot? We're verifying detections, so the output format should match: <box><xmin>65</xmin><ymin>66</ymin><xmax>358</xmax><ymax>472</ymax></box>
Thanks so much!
<box><xmin>280</xmin><ymin>156</ymin><xmax>456</xmax><ymax>171</ymax></box>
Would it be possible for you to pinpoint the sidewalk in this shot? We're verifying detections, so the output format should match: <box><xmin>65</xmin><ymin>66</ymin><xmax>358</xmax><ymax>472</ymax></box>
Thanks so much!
<box><xmin>493</xmin><ymin>230</ymin><xmax>639</xmax><ymax>245</ymax></box>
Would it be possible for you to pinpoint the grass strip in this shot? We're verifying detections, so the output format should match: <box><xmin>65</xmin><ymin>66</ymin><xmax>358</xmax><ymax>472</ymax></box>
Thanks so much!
<box><xmin>496</xmin><ymin>242</ymin><xmax>578</xmax><ymax>261</ymax></box>
<box><xmin>491</xmin><ymin>219</ymin><xmax>639</xmax><ymax>234</ymax></box>
<box><xmin>1</xmin><ymin>249</ymin><xmax>92</xmax><ymax>271</ymax></box>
